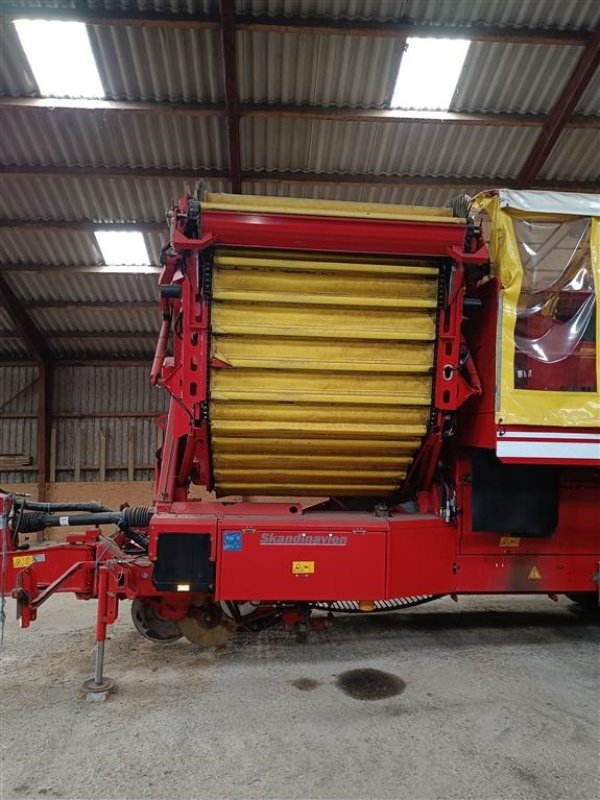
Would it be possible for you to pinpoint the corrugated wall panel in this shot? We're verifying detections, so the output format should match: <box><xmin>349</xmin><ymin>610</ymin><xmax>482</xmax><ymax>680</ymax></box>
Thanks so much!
<box><xmin>0</xmin><ymin>364</ymin><xmax>171</xmax><ymax>483</ymax></box>
<box><xmin>0</xmin><ymin>365</ymin><xmax>38</xmax><ymax>412</ymax></box>
<box><xmin>54</xmin><ymin>366</ymin><xmax>168</xmax><ymax>413</ymax></box>
<box><xmin>53</xmin><ymin>416</ymin><xmax>159</xmax><ymax>483</ymax></box>
<box><xmin>0</xmin><ymin>418</ymin><xmax>37</xmax><ymax>484</ymax></box>
<box><xmin>0</xmin><ymin>366</ymin><xmax>39</xmax><ymax>482</ymax></box>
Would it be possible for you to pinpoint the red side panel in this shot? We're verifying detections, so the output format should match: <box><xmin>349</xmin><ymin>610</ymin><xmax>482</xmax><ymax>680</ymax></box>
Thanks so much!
<box><xmin>215</xmin><ymin>514</ymin><xmax>388</xmax><ymax>601</ymax></box>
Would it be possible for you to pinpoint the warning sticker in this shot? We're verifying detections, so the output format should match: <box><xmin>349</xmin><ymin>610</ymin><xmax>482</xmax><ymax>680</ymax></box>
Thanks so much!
<box><xmin>528</xmin><ymin>566</ymin><xmax>542</xmax><ymax>580</ymax></box>
<box><xmin>12</xmin><ymin>554</ymin><xmax>45</xmax><ymax>569</ymax></box>
<box><xmin>499</xmin><ymin>537</ymin><xmax>521</xmax><ymax>547</ymax></box>
<box><xmin>292</xmin><ymin>561</ymin><xmax>315</xmax><ymax>575</ymax></box>
<box><xmin>13</xmin><ymin>555</ymin><xmax>34</xmax><ymax>569</ymax></box>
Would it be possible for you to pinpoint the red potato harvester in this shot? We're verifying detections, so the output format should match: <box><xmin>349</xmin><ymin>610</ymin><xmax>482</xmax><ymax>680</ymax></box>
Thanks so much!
<box><xmin>1</xmin><ymin>188</ymin><xmax>599</xmax><ymax>698</ymax></box>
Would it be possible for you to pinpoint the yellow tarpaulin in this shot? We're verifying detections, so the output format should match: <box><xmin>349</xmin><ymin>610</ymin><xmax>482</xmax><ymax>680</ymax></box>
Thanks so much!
<box><xmin>472</xmin><ymin>190</ymin><xmax>600</xmax><ymax>428</ymax></box>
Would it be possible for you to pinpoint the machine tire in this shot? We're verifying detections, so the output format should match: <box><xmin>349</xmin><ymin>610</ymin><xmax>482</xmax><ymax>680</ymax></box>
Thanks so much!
<box><xmin>131</xmin><ymin>599</ymin><xmax>183</xmax><ymax>643</ymax></box>
<box><xmin>565</xmin><ymin>592</ymin><xmax>599</xmax><ymax>611</ymax></box>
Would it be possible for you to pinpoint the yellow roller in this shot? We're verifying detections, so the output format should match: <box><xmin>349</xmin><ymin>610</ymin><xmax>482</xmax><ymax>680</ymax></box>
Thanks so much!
<box><xmin>209</xmin><ymin>247</ymin><xmax>440</xmax><ymax>496</ymax></box>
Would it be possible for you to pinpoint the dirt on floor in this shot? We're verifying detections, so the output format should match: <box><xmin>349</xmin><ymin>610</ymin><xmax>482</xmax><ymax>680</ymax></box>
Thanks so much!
<box><xmin>1</xmin><ymin>594</ymin><xmax>598</xmax><ymax>800</ymax></box>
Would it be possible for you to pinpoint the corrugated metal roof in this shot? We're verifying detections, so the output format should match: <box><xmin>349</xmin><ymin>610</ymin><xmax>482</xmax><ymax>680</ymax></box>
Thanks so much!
<box><xmin>31</xmin><ymin>306</ymin><xmax>159</xmax><ymax>334</ymax></box>
<box><xmin>241</xmin><ymin>117</ymin><xmax>539</xmax><ymax>177</ymax></box>
<box><xmin>6</xmin><ymin>0</ymin><xmax>599</xmax><ymax>27</ymax></box>
<box><xmin>7</xmin><ymin>271</ymin><xmax>159</xmax><ymax>304</ymax></box>
<box><xmin>576</xmin><ymin>68</ymin><xmax>600</xmax><ymax>115</ymax></box>
<box><xmin>0</xmin><ymin>175</ymin><xmax>226</xmax><ymax>222</ymax></box>
<box><xmin>49</xmin><ymin>336</ymin><xmax>154</xmax><ymax>358</ymax></box>
<box><xmin>2</xmin><ymin>1</ymin><xmax>216</xmax><ymax>10</ymax></box>
<box><xmin>236</xmin><ymin>0</ymin><xmax>600</xmax><ymax>29</ymax></box>
<box><xmin>237</xmin><ymin>30</ymin><xmax>402</xmax><ymax>107</ymax></box>
<box><xmin>0</xmin><ymin>107</ymin><xmax>228</xmax><ymax>170</ymax></box>
<box><xmin>0</xmin><ymin>16</ymin><xmax>39</xmax><ymax>97</ymax></box>
<box><xmin>241</xmin><ymin>180</ymin><xmax>484</xmax><ymax>207</ymax></box>
<box><xmin>235</xmin><ymin>34</ymin><xmax>598</xmax><ymax>117</ymax></box>
<box><xmin>90</xmin><ymin>25</ymin><xmax>224</xmax><ymax>102</ymax></box>
<box><xmin>451</xmin><ymin>43</ymin><xmax>583</xmax><ymax>114</ymax></box>
<box><xmin>0</xmin><ymin>228</ymin><xmax>101</xmax><ymax>265</ymax></box>
<box><xmin>539</xmin><ymin>128</ymin><xmax>600</xmax><ymax>181</ymax></box>
<box><xmin>0</xmin><ymin>226</ymin><xmax>170</xmax><ymax>269</ymax></box>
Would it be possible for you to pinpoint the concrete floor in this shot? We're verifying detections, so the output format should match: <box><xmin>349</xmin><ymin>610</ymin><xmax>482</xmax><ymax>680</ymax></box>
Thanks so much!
<box><xmin>0</xmin><ymin>594</ymin><xmax>598</xmax><ymax>800</ymax></box>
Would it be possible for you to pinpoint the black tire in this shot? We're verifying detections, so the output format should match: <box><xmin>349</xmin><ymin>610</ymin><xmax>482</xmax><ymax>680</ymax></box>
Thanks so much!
<box><xmin>565</xmin><ymin>593</ymin><xmax>599</xmax><ymax>611</ymax></box>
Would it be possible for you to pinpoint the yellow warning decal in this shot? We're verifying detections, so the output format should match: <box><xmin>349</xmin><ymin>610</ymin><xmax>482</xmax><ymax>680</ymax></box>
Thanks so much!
<box><xmin>292</xmin><ymin>561</ymin><xmax>315</xmax><ymax>575</ymax></box>
<box><xmin>13</xmin><ymin>555</ymin><xmax>34</xmax><ymax>569</ymax></box>
<box><xmin>528</xmin><ymin>566</ymin><xmax>542</xmax><ymax>580</ymax></box>
<box><xmin>500</xmin><ymin>537</ymin><xmax>521</xmax><ymax>547</ymax></box>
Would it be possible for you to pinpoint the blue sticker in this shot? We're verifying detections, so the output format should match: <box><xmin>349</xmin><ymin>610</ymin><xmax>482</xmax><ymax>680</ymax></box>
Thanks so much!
<box><xmin>223</xmin><ymin>531</ymin><xmax>242</xmax><ymax>551</ymax></box>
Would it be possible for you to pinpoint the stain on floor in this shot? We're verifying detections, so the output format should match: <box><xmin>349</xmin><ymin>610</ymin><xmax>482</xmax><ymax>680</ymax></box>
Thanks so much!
<box><xmin>292</xmin><ymin>677</ymin><xmax>319</xmax><ymax>691</ymax></box>
<box><xmin>336</xmin><ymin>668</ymin><xmax>406</xmax><ymax>701</ymax></box>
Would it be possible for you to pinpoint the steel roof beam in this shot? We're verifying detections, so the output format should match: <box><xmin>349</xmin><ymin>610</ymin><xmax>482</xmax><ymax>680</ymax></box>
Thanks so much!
<box><xmin>1</xmin><ymin>5</ymin><xmax>590</xmax><ymax>45</ymax></box>
<box><xmin>518</xmin><ymin>22</ymin><xmax>600</xmax><ymax>186</ymax></box>
<box><xmin>1</xmin><ymin>97</ymin><xmax>598</xmax><ymax>129</ymax></box>
<box><xmin>220</xmin><ymin>0</ymin><xmax>242</xmax><ymax>194</ymax></box>
<box><xmin>0</xmin><ymin>274</ymin><xmax>53</xmax><ymax>365</ymax></box>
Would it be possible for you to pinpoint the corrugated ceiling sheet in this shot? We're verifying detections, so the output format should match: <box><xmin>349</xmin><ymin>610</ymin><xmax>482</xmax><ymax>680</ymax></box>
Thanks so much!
<box><xmin>0</xmin><ymin>228</ymin><xmax>101</xmax><ymax>264</ymax></box>
<box><xmin>89</xmin><ymin>25</ymin><xmax>224</xmax><ymax>102</ymax></box>
<box><xmin>31</xmin><ymin>306</ymin><xmax>159</xmax><ymax>334</ymax></box>
<box><xmin>49</xmin><ymin>337</ymin><xmax>154</xmax><ymax>358</ymax></box>
<box><xmin>0</xmin><ymin>175</ymin><xmax>226</xmax><ymax>222</ymax></box>
<box><xmin>7</xmin><ymin>271</ymin><xmax>159</xmax><ymax>304</ymax></box>
<box><xmin>241</xmin><ymin>118</ymin><xmax>539</xmax><ymax>177</ymax></box>
<box><xmin>236</xmin><ymin>0</ymin><xmax>600</xmax><ymax>28</ymax></box>
<box><xmin>576</xmin><ymin>69</ymin><xmax>600</xmax><ymax>115</ymax></box>
<box><xmin>0</xmin><ymin>108</ymin><xmax>227</xmax><ymax>170</ymax></box>
<box><xmin>0</xmin><ymin>17</ymin><xmax>38</xmax><ymax>97</ymax></box>
<box><xmin>0</xmin><ymin>307</ymin><xmax>15</xmax><ymax>333</ymax></box>
<box><xmin>451</xmin><ymin>43</ymin><xmax>583</xmax><ymax>114</ymax></box>
<box><xmin>2</xmin><ymin>1</ymin><xmax>216</xmax><ymax>11</ymax></box>
<box><xmin>241</xmin><ymin>181</ymin><xmax>484</xmax><ymax>207</ymax></box>
<box><xmin>237</xmin><ymin>30</ymin><xmax>402</xmax><ymax>107</ymax></box>
<box><xmin>5</xmin><ymin>0</ymin><xmax>599</xmax><ymax>27</ymax></box>
<box><xmin>539</xmin><ymin>129</ymin><xmax>600</xmax><ymax>181</ymax></box>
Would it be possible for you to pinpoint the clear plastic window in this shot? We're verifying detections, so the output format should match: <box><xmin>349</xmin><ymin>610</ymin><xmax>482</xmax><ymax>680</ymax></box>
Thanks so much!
<box><xmin>512</xmin><ymin>217</ymin><xmax>596</xmax><ymax>392</ymax></box>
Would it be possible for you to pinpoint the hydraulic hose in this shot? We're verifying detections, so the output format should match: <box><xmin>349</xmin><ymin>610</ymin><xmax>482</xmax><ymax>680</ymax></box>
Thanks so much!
<box><xmin>14</xmin><ymin>506</ymin><xmax>154</xmax><ymax>534</ymax></box>
<box><xmin>20</xmin><ymin>501</ymin><xmax>111</xmax><ymax>513</ymax></box>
